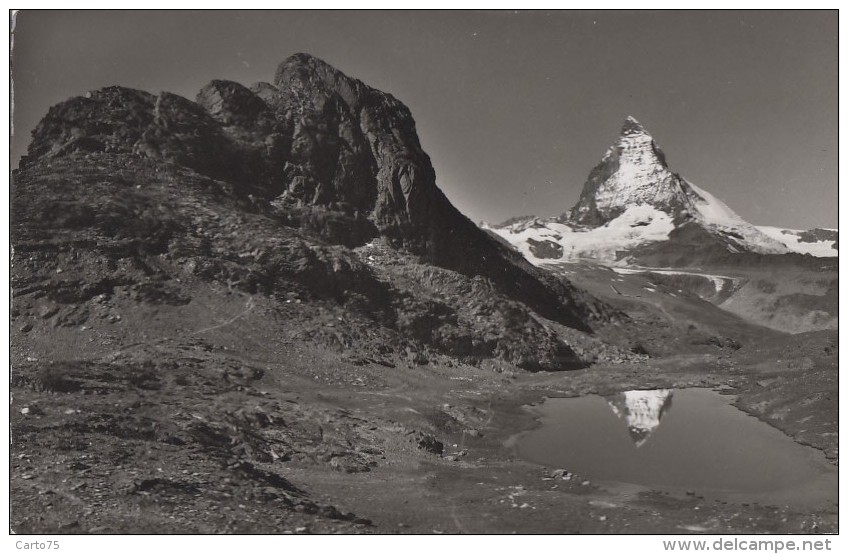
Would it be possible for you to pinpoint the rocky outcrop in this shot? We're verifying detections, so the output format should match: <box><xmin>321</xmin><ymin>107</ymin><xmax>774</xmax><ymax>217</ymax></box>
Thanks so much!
<box><xmin>526</xmin><ymin>238</ymin><xmax>564</xmax><ymax>259</ymax></box>
<box><xmin>25</xmin><ymin>85</ymin><xmax>266</xmax><ymax>190</ymax></box>
<box><xmin>25</xmin><ymin>86</ymin><xmax>157</xmax><ymax>160</ymax></box>
<box><xmin>15</xmin><ymin>53</ymin><xmax>617</xmax><ymax>370</ymax></box>
<box><xmin>798</xmin><ymin>228</ymin><xmax>838</xmax><ymax>245</ymax></box>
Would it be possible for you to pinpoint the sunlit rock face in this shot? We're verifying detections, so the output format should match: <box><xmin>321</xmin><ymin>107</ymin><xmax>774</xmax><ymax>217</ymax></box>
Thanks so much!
<box><xmin>607</xmin><ymin>389</ymin><xmax>674</xmax><ymax>447</ymax></box>
<box><xmin>570</xmin><ymin>117</ymin><xmax>690</xmax><ymax>227</ymax></box>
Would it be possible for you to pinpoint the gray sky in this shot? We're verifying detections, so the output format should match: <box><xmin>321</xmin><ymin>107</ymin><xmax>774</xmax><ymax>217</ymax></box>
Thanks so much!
<box><xmin>11</xmin><ymin>10</ymin><xmax>838</xmax><ymax>229</ymax></box>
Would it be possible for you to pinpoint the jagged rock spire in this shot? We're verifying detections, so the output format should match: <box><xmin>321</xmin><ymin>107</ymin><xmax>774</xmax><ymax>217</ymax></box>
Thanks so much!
<box><xmin>620</xmin><ymin>115</ymin><xmax>648</xmax><ymax>136</ymax></box>
<box><xmin>568</xmin><ymin>116</ymin><xmax>684</xmax><ymax>226</ymax></box>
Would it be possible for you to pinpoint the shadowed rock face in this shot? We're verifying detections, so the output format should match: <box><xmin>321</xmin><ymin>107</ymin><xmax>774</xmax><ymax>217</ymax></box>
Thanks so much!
<box><xmin>24</xmin><ymin>53</ymin><xmax>457</xmax><ymax>258</ymax></box>
<box><xmin>527</xmin><ymin>238</ymin><xmax>564</xmax><ymax>259</ymax></box>
<box><xmin>21</xmin><ymin>53</ymin><xmax>610</xmax><ymax>332</ymax></box>
<box><xmin>16</xmin><ymin>52</ymin><xmax>618</xmax><ymax>368</ymax></box>
<box><xmin>26</xmin><ymin>54</ymin><xmax>431</xmax><ymax>236</ymax></box>
<box><xmin>796</xmin><ymin>228</ymin><xmax>838</xmax><ymax>247</ymax></box>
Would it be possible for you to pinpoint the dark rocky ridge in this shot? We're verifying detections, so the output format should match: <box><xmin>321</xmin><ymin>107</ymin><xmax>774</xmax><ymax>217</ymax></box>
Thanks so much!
<box><xmin>796</xmin><ymin>228</ymin><xmax>838</xmax><ymax>249</ymax></box>
<box><xmin>14</xmin><ymin>53</ymin><xmax>621</xmax><ymax>370</ymax></box>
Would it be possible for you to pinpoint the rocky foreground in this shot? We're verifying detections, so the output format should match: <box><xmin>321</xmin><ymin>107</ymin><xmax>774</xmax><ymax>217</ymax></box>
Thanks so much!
<box><xmin>10</xmin><ymin>319</ymin><xmax>837</xmax><ymax>533</ymax></box>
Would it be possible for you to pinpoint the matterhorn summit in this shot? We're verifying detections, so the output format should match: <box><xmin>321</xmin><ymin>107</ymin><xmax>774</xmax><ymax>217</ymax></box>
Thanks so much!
<box><xmin>569</xmin><ymin>116</ymin><xmax>789</xmax><ymax>254</ymax></box>
<box><xmin>483</xmin><ymin>116</ymin><xmax>836</xmax><ymax>265</ymax></box>
<box><xmin>569</xmin><ymin>116</ymin><xmax>695</xmax><ymax>226</ymax></box>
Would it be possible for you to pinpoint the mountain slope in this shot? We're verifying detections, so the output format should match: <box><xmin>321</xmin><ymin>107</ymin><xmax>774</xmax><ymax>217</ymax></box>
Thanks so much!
<box><xmin>755</xmin><ymin>226</ymin><xmax>838</xmax><ymax>257</ymax></box>
<box><xmin>13</xmin><ymin>53</ymin><xmax>628</xmax><ymax>376</ymax></box>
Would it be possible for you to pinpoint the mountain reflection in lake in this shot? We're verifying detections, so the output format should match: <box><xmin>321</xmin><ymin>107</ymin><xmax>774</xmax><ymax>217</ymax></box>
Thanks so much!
<box><xmin>515</xmin><ymin>388</ymin><xmax>836</xmax><ymax>506</ymax></box>
<box><xmin>606</xmin><ymin>389</ymin><xmax>673</xmax><ymax>447</ymax></box>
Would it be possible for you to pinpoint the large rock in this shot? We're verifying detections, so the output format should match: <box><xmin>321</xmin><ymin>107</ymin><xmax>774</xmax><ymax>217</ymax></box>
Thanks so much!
<box><xmin>25</xmin><ymin>86</ymin><xmax>156</xmax><ymax>160</ymax></box>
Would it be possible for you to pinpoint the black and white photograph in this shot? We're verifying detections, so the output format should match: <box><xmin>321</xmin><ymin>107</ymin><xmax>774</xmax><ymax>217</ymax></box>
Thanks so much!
<box><xmin>6</xmin><ymin>8</ymin><xmax>839</xmax><ymax>541</ymax></box>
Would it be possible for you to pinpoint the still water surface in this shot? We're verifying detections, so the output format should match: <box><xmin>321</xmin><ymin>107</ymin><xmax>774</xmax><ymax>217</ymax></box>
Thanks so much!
<box><xmin>515</xmin><ymin>388</ymin><xmax>836</xmax><ymax>506</ymax></box>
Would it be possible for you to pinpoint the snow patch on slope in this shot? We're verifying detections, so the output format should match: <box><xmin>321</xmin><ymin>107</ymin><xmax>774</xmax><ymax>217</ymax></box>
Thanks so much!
<box><xmin>610</xmin><ymin>267</ymin><xmax>740</xmax><ymax>295</ymax></box>
<box><xmin>756</xmin><ymin>226</ymin><xmax>838</xmax><ymax>257</ymax></box>
<box><xmin>485</xmin><ymin>204</ymin><xmax>675</xmax><ymax>265</ymax></box>
<box><xmin>684</xmin><ymin>181</ymin><xmax>748</xmax><ymax>228</ymax></box>
<box><xmin>683</xmin><ymin>180</ymin><xmax>789</xmax><ymax>255</ymax></box>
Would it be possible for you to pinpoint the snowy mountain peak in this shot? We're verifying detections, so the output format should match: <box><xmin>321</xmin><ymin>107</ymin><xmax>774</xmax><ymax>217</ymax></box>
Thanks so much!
<box><xmin>573</xmin><ymin>119</ymin><xmax>790</xmax><ymax>255</ymax></box>
<box><xmin>570</xmin><ymin>117</ymin><xmax>686</xmax><ymax>226</ymax></box>
<box><xmin>607</xmin><ymin>389</ymin><xmax>673</xmax><ymax>447</ymax></box>
<box><xmin>485</xmin><ymin>117</ymin><xmax>799</xmax><ymax>264</ymax></box>
<box><xmin>621</xmin><ymin>115</ymin><xmax>649</xmax><ymax>137</ymax></box>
